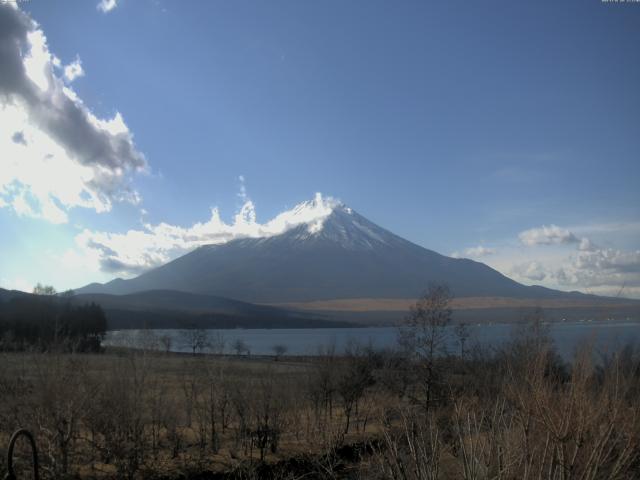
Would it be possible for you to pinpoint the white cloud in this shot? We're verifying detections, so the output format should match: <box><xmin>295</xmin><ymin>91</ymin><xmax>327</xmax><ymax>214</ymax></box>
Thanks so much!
<box><xmin>519</xmin><ymin>224</ymin><xmax>578</xmax><ymax>246</ymax></box>
<box><xmin>554</xmin><ymin>246</ymin><xmax>640</xmax><ymax>295</ymax></box>
<box><xmin>466</xmin><ymin>245</ymin><xmax>495</xmax><ymax>257</ymax></box>
<box><xmin>574</xmin><ymin>247</ymin><xmax>640</xmax><ymax>275</ymax></box>
<box><xmin>578</xmin><ymin>237</ymin><xmax>597</xmax><ymax>252</ymax></box>
<box><xmin>552</xmin><ymin>254</ymin><xmax>640</xmax><ymax>297</ymax></box>
<box><xmin>510</xmin><ymin>261</ymin><xmax>547</xmax><ymax>282</ymax></box>
<box><xmin>74</xmin><ymin>193</ymin><xmax>340</xmax><ymax>275</ymax></box>
<box><xmin>515</xmin><ymin>225</ymin><xmax>640</xmax><ymax>293</ymax></box>
<box><xmin>451</xmin><ymin>245</ymin><xmax>495</xmax><ymax>259</ymax></box>
<box><xmin>63</xmin><ymin>56</ymin><xmax>84</xmax><ymax>82</ymax></box>
<box><xmin>0</xmin><ymin>4</ymin><xmax>146</xmax><ymax>223</ymax></box>
<box><xmin>97</xmin><ymin>0</ymin><xmax>118</xmax><ymax>13</ymax></box>
<box><xmin>482</xmin><ymin>222</ymin><xmax>640</xmax><ymax>298</ymax></box>
<box><xmin>237</xmin><ymin>175</ymin><xmax>248</xmax><ymax>203</ymax></box>
<box><xmin>11</xmin><ymin>190</ymin><xmax>39</xmax><ymax>219</ymax></box>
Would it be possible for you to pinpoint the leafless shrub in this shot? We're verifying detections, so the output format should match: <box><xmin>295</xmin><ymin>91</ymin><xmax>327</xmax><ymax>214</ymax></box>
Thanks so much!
<box><xmin>84</xmin><ymin>354</ymin><xmax>150</xmax><ymax>479</ymax></box>
<box><xmin>233</xmin><ymin>338</ymin><xmax>250</xmax><ymax>357</ymax></box>
<box><xmin>181</xmin><ymin>328</ymin><xmax>210</xmax><ymax>355</ymax></box>
<box><xmin>452</xmin><ymin>397</ymin><xmax>517</xmax><ymax>479</ymax></box>
<box><xmin>375</xmin><ymin>407</ymin><xmax>444</xmax><ymax>480</ymax></box>
<box><xmin>0</xmin><ymin>318</ymin><xmax>638</xmax><ymax>480</ymax></box>
<box><xmin>30</xmin><ymin>354</ymin><xmax>93</xmax><ymax>477</ymax></box>
<box><xmin>159</xmin><ymin>334</ymin><xmax>172</xmax><ymax>353</ymax></box>
<box><xmin>272</xmin><ymin>344</ymin><xmax>288</xmax><ymax>361</ymax></box>
<box><xmin>503</xmin><ymin>344</ymin><xmax>640</xmax><ymax>479</ymax></box>
<box><xmin>336</xmin><ymin>342</ymin><xmax>375</xmax><ymax>437</ymax></box>
<box><xmin>454</xmin><ymin>322</ymin><xmax>470</xmax><ymax>359</ymax></box>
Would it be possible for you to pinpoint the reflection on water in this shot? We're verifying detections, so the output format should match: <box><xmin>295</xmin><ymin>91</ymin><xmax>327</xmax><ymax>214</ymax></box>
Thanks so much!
<box><xmin>105</xmin><ymin>321</ymin><xmax>640</xmax><ymax>359</ymax></box>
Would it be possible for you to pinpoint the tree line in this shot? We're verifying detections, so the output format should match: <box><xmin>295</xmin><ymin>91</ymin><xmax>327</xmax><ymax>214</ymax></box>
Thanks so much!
<box><xmin>0</xmin><ymin>285</ymin><xmax>107</xmax><ymax>352</ymax></box>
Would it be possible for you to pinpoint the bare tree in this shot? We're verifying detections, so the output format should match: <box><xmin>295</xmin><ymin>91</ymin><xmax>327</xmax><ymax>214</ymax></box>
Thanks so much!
<box><xmin>313</xmin><ymin>344</ymin><xmax>338</xmax><ymax>430</ymax></box>
<box><xmin>33</xmin><ymin>283</ymin><xmax>57</xmax><ymax>295</ymax></box>
<box><xmin>375</xmin><ymin>407</ymin><xmax>444</xmax><ymax>480</ymax></box>
<box><xmin>233</xmin><ymin>338</ymin><xmax>249</xmax><ymax>357</ymax></box>
<box><xmin>61</xmin><ymin>289</ymin><xmax>75</xmax><ymax>299</ymax></box>
<box><xmin>399</xmin><ymin>283</ymin><xmax>452</xmax><ymax>413</ymax></box>
<box><xmin>336</xmin><ymin>342</ymin><xmax>375</xmax><ymax>436</ymax></box>
<box><xmin>181</xmin><ymin>328</ymin><xmax>209</xmax><ymax>355</ymax></box>
<box><xmin>32</xmin><ymin>354</ymin><xmax>93</xmax><ymax>477</ymax></box>
<box><xmin>136</xmin><ymin>328</ymin><xmax>159</xmax><ymax>352</ymax></box>
<box><xmin>251</xmin><ymin>369</ymin><xmax>287</xmax><ymax>460</ymax></box>
<box><xmin>85</xmin><ymin>353</ymin><xmax>150</xmax><ymax>479</ymax></box>
<box><xmin>159</xmin><ymin>334</ymin><xmax>172</xmax><ymax>354</ymax></box>
<box><xmin>272</xmin><ymin>344</ymin><xmax>287</xmax><ymax>361</ymax></box>
<box><xmin>207</xmin><ymin>331</ymin><xmax>226</xmax><ymax>355</ymax></box>
<box><xmin>454</xmin><ymin>322</ymin><xmax>470</xmax><ymax>358</ymax></box>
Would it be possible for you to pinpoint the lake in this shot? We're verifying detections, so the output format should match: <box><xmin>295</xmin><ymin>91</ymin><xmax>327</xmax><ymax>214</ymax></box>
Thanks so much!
<box><xmin>105</xmin><ymin>321</ymin><xmax>640</xmax><ymax>359</ymax></box>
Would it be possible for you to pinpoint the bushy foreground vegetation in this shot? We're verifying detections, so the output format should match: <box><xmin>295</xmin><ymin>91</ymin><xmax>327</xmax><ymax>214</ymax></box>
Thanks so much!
<box><xmin>1</xmin><ymin>325</ymin><xmax>639</xmax><ymax>479</ymax></box>
<box><xmin>1</xmin><ymin>286</ymin><xmax>639</xmax><ymax>479</ymax></box>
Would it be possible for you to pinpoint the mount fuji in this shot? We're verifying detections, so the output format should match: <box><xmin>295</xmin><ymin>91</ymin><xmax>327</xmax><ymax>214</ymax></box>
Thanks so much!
<box><xmin>77</xmin><ymin>195</ymin><xmax>593</xmax><ymax>308</ymax></box>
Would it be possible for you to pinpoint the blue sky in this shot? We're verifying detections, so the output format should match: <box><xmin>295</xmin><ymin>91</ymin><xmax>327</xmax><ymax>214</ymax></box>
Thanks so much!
<box><xmin>1</xmin><ymin>0</ymin><xmax>639</xmax><ymax>297</ymax></box>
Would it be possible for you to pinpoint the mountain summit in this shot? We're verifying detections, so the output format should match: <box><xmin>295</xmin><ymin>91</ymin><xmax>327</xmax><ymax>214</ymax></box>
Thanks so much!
<box><xmin>77</xmin><ymin>195</ymin><xmax>582</xmax><ymax>304</ymax></box>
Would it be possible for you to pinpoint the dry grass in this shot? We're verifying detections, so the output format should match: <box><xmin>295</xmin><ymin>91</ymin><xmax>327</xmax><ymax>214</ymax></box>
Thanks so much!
<box><xmin>1</xmin><ymin>336</ymin><xmax>639</xmax><ymax>479</ymax></box>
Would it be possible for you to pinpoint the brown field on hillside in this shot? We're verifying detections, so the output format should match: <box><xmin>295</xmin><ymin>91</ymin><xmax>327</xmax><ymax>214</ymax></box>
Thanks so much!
<box><xmin>269</xmin><ymin>296</ymin><xmax>640</xmax><ymax>312</ymax></box>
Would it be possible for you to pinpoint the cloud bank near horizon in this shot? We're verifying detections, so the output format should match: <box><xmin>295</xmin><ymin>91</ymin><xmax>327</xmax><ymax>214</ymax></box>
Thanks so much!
<box><xmin>509</xmin><ymin>224</ymin><xmax>640</xmax><ymax>298</ymax></box>
<box><xmin>451</xmin><ymin>222</ymin><xmax>640</xmax><ymax>298</ymax></box>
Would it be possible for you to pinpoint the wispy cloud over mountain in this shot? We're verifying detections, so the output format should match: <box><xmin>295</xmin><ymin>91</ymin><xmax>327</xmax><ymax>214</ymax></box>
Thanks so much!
<box><xmin>73</xmin><ymin>193</ymin><xmax>340</xmax><ymax>276</ymax></box>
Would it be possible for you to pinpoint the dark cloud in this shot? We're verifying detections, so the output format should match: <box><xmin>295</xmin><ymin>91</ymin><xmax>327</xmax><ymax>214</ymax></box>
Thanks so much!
<box><xmin>86</xmin><ymin>239</ymin><xmax>118</xmax><ymax>258</ymax></box>
<box><xmin>0</xmin><ymin>3</ymin><xmax>32</xmax><ymax>99</ymax></box>
<box><xmin>99</xmin><ymin>257</ymin><xmax>149</xmax><ymax>275</ymax></box>
<box><xmin>0</xmin><ymin>3</ymin><xmax>146</xmax><ymax>208</ymax></box>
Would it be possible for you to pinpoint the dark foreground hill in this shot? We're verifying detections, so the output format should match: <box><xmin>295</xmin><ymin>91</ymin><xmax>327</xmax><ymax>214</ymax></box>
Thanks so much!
<box><xmin>0</xmin><ymin>288</ymin><xmax>352</xmax><ymax>330</ymax></box>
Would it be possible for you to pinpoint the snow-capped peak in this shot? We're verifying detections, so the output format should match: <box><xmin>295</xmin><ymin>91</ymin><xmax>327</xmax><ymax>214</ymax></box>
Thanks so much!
<box><xmin>265</xmin><ymin>192</ymin><xmax>342</xmax><ymax>235</ymax></box>
<box><xmin>279</xmin><ymin>196</ymin><xmax>398</xmax><ymax>250</ymax></box>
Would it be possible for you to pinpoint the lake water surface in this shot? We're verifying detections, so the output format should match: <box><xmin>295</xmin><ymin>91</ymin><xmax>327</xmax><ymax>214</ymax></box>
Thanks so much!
<box><xmin>105</xmin><ymin>321</ymin><xmax>640</xmax><ymax>359</ymax></box>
